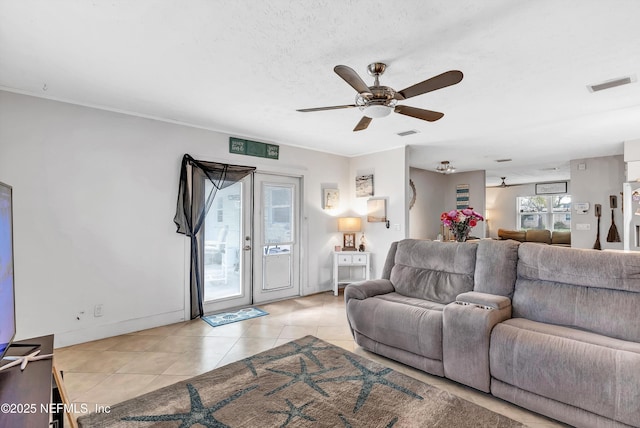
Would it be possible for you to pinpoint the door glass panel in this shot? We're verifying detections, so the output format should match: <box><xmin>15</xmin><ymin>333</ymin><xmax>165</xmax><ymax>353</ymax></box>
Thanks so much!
<box><xmin>203</xmin><ymin>181</ymin><xmax>243</xmax><ymax>302</ymax></box>
<box><xmin>261</xmin><ymin>183</ymin><xmax>294</xmax><ymax>291</ymax></box>
<box><xmin>263</xmin><ymin>185</ymin><xmax>293</xmax><ymax>244</ymax></box>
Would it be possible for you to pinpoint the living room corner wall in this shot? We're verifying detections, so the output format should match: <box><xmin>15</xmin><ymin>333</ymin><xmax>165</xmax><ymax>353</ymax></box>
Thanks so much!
<box><xmin>569</xmin><ymin>155</ymin><xmax>624</xmax><ymax>250</ymax></box>
<box><xmin>409</xmin><ymin>168</ymin><xmax>486</xmax><ymax>240</ymax></box>
<box><xmin>409</xmin><ymin>167</ymin><xmax>447</xmax><ymax>239</ymax></box>
<box><xmin>348</xmin><ymin>146</ymin><xmax>407</xmax><ymax>279</ymax></box>
<box><xmin>0</xmin><ymin>90</ymin><xmax>350</xmax><ymax>347</ymax></box>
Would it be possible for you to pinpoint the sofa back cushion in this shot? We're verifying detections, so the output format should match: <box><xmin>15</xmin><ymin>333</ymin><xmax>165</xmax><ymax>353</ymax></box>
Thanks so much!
<box><xmin>551</xmin><ymin>231</ymin><xmax>571</xmax><ymax>245</ymax></box>
<box><xmin>381</xmin><ymin>241</ymin><xmax>399</xmax><ymax>280</ymax></box>
<box><xmin>524</xmin><ymin>229</ymin><xmax>551</xmax><ymax>244</ymax></box>
<box><xmin>389</xmin><ymin>239</ymin><xmax>477</xmax><ymax>304</ymax></box>
<box><xmin>497</xmin><ymin>229</ymin><xmax>526</xmax><ymax>242</ymax></box>
<box><xmin>514</xmin><ymin>243</ymin><xmax>640</xmax><ymax>342</ymax></box>
<box><xmin>474</xmin><ymin>239</ymin><xmax>520</xmax><ymax>297</ymax></box>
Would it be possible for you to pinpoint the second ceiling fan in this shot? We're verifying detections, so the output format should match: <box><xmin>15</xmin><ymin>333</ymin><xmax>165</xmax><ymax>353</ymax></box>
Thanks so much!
<box><xmin>297</xmin><ymin>62</ymin><xmax>463</xmax><ymax>131</ymax></box>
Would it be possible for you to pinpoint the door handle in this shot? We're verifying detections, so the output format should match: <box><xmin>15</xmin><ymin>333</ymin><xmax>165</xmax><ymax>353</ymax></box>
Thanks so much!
<box><xmin>243</xmin><ymin>245</ymin><xmax>252</xmax><ymax>251</ymax></box>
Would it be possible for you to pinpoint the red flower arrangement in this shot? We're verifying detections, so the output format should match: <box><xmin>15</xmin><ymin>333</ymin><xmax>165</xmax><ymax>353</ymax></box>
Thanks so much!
<box><xmin>440</xmin><ymin>208</ymin><xmax>484</xmax><ymax>242</ymax></box>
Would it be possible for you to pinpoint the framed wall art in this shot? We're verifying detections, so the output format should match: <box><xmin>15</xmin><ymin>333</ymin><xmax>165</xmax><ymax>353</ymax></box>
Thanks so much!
<box><xmin>356</xmin><ymin>174</ymin><xmax>374</xmax><ymax>197</ymax></box>
<box><xmin>367</xmin><ymin>198</ymin><xmax>387</xmax><ymax>222</ymax></box>
<box><xmin>323</xmin><ymin>188</ymin><xmax>339</xmax><ymax>210</ymax></box>
<box><xmin>456</xmin><ymin>184</ymin><xmax>470</xmax><ymax>209</ymax></box>
<box><xmin>535</xmin><ymin>181</ymin><xmax>567</xmax><ymax>195</ymax></box>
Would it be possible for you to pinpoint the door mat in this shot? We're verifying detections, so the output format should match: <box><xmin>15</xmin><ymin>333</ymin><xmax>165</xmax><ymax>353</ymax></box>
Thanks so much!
<box><xmin>202</xmin><ymin>307</ymin><xmax>268</xmax><ymax>327</ymax></box>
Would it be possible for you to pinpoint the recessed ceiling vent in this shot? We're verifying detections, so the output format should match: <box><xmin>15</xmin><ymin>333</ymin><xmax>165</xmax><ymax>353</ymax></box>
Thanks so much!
<box><xmin>396</xmin><ymin>129</ymin><xmax>419</xmax><ymax>137</ymax></box>
<box><xmin>495</xmin><ymin>158</ymin><xmax>512</xmax><ymax>163</ymax></box>
<box><xmin>588</xmin><ymin>76</ymin><xmax>635</xmax><ymax>92</ymax></box>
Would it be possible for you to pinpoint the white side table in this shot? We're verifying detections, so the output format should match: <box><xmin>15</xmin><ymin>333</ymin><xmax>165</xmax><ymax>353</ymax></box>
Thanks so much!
<box><xmin>332</xmin><ymin>251</ymin><xmax>370</xmax><ymax>296</ymax></box>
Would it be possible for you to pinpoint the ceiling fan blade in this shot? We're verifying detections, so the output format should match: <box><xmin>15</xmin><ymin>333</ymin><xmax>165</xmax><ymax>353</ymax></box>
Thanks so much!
<box><xmin>297</xmin><ymin>104</ymin><xmax>356</xmax><ymax>112</ymax></box>
<box><xmin>334</xmin><ymin>65</ymin><xmax>372</xmax><ymax>95</ymax></box>
<box><xmin>394</xmin><ymin>105</ymin><xmax>444</xmax><ymax>122</ymax></box>
<box><xmin>395</xmin><ymin>70</ymin><xmax>463</xmax><ymax>100</ymax></box>
<box><xmin>353</xmin><ymin>116</ymin><xmax>372</xmax><ymax>131</ymax></box>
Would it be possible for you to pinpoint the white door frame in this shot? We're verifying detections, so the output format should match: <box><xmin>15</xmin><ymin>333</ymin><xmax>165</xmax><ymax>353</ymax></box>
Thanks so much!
<box><xmin>252</xmin><ymin>172</ymin><xmax>302</xmax><ymax>304</ymax></box>
<box><xmin>201</xmin><ymin>174</ymin><xmax>253</xmax><ymax>314</ymax></box>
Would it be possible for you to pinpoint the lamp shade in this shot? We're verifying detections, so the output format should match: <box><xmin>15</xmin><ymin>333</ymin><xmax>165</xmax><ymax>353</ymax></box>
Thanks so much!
<box><xmin>338</xmin><ymin>217</ymin><xmax>361</xmax><ymax>232</ymax></box>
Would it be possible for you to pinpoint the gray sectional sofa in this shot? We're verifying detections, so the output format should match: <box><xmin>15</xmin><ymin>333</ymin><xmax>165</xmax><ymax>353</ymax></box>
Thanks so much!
<box><xmin>345</xmin><ymin>239</ymin><xmax>640</xmax><ymax>428</ymax></box>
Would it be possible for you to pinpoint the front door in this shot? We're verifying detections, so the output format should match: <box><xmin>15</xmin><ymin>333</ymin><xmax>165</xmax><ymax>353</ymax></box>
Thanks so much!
<box><xmin>202</xmin><ymin>174</ymin><xmax>253</xmax><ymax>313</ymax></box>
<box><xmin>253</xmin><ymin>173</ymin><xmax>301</xmax><ymax>303</ymax></box>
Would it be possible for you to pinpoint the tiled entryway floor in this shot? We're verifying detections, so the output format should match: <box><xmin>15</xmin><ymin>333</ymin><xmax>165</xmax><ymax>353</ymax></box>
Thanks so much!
<box><xmin>54</xmin><ymin>291</ymin><xmax>566</xmax><ymax>427</ymax></box>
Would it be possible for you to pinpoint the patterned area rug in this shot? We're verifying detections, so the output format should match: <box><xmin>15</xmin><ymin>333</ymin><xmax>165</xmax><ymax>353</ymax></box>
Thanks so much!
<box><xmin>202</xmin><ymin>307</ymin><xmax>268</xmax><ymax>328</ymax></box>
<box><xmin>77</xmin><ymin>336</ymin><xmax>525</xmax><ymax>427</ymax></box>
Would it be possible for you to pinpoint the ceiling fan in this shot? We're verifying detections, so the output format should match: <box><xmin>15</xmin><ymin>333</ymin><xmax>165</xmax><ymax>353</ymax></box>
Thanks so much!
<box><xmin>489</xmin><ymin>177</ymin><xmax>509</xmax><ymax>188</ymax></box>
<box><xmin>297</xmin><ymin>62</ymin><xmax>463</xmax><ymax>132</ymax></box>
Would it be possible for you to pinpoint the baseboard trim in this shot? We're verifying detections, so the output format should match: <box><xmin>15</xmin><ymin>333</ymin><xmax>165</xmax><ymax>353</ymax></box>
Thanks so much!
<box><xmin>53</xmin><ymin>310</ymin><xmax>186</xmax><ymax>348</ymax></box>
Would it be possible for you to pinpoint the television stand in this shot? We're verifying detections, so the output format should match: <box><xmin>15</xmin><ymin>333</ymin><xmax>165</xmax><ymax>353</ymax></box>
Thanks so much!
<box><xmin>0</xmin><ymin>335</ymin><xmax>72</xmax><ymax>428</ymax></box>
<box><xmin>0</xmin><ymin>347</ymin><xmax>53</xmax><ymax>372</ymax></box>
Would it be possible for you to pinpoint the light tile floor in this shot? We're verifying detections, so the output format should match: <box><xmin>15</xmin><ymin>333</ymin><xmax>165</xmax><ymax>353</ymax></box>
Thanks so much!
<box><xmin>54</xmin><ymin>291</ymin><xmax>567</xmax><ymax>427</ymax></box>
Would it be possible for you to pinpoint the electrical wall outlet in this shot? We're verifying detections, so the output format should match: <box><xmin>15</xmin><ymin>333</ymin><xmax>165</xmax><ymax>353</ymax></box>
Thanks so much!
<box><xmin>576</xmin><ymin>223</ymin><xmax>591</xmax><ymax>231</ymax></box>
<box><xmin>94</xmin><ymin>304</ymin><xmax>104</xmax><ymax>317</ymax></box>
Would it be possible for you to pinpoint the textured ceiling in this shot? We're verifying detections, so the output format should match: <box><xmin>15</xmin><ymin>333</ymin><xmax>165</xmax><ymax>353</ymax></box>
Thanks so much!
<box><xmin>2</xmin><ymin>0</ymin><xmax>640</xmax><ymax>186</ymax></box>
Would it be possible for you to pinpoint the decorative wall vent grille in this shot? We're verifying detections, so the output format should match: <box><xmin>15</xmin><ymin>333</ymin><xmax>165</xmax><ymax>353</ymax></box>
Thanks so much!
<box><xmin>396</xmin><ymin>129</ymin><xmax>419</xmax><ymax>137</ymax></box>
<box><xmin>588</xmin><ymin>76</ymin><xmax>634</xmax><ymax>92</ymax></box>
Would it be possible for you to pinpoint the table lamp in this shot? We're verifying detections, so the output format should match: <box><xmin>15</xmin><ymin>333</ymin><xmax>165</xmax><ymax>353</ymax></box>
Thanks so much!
<box><xmin>338</xmin><ymin>217</ymin><xmax>361</xmax><ymax>251</ymax></box>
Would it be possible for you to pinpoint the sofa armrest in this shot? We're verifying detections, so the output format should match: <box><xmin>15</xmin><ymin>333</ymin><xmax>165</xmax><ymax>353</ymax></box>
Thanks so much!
<box><xmin>443</xmin><ymin>293</ymin><xmax>512</xmax><ymax>392</ymax></box>
<box><xmin>455</xmin><ymin>291</ymin><xmax>511</xmax><ymax>310</ymax></box>
<box><xmin>344</xmin><ymin>279</ymin><xmax>395</xmax><ymax>303</ymax></box>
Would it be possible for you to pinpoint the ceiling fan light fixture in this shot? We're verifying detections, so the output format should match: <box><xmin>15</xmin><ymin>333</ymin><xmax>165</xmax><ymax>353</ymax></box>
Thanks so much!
<box><xmin>436</xmin><ymin>161</ymin><xmax>456</xmax><ymax>174</ymax></box>
<box><xmin>361</xmin><ymin>104</ymin><xmax>393</xmax><ymax>118</ymax></box>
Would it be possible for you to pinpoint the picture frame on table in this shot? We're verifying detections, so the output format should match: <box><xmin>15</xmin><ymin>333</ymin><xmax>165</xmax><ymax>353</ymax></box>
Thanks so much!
<box><xmin>343</xmin><ymin>233</ymin><xmax>356</xmax><ymax>250</ymax></box>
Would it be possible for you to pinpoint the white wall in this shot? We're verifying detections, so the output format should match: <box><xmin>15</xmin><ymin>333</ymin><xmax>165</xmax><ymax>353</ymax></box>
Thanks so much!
<box><xmin>409</xmin><ymin>167</ymin><xmax>447</xmax><ymax>239</ymax></box>
<box><xmin>0</xmin><ymin>91</ymin><xmax>350</xmax><ymax>346</ymax></box>
<box><xmin>409</xmin><ymin>168</ymin><xmax>486</xmax><ymax>240</ymax></box>
<box><xmin>349</xmin><ymin>147</ymin><xmax>408</xmax><ymax>278</ymax></box>
<box><xmin>569</xmin><ymin>155</ymin><xmax>624</xmax><ymax>250</ymax></box>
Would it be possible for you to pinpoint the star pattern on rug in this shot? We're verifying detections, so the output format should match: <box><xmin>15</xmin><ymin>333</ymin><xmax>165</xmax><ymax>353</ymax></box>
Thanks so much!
<box><xmin>319</xmin><ymin>354</ymin><xmax>424</xmax><ymax>412</ymax></box>
<box><xmin>268</xmin><ymin>399</ymin><xmax>317</xmax><ymax>427</ymax></box>
<box><xmin>263</xmin><ymin>337</ymin><xmax>336</xmax><ymax>368</ymax></box>
<box><xmin>121</xmin><ymin>383</ymin><xmax>258</xmax><ymax>428</ymax></box>
<box><xmin>240</xmin><ymin>337</ymin><xmax>336</xmax><ymax>376</ymax></box>
<box><xmin>339</xmin><ymin>413</ymin><xmax>398</xmax><ymax>428</ymax></box>
<box><xmin>265</xmin><ymin>357</ymin><xmax>339</xmax><ymax>397</ymax></box>
<box><xmin>240</xmin><ymin>354</ymin><xmax>264</xmax><ymax>376</ymax></box>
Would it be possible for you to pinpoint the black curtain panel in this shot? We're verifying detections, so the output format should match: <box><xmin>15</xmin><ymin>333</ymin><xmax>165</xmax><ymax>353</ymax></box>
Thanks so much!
<box><xmin>174</xmin><ymin>154</ymin><xmax>255</xmax><ymax>319</ymax></box>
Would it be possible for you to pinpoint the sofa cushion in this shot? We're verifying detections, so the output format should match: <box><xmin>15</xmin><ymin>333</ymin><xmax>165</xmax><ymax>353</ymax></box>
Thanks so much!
<box><xmin>515</xmin><ymin>243</ymin><xmax>640</xmax><ymax>342</ymax></box>
<box><xmin>551</xmin><ymin>230</ymin><xmax>571</xmax><ymax>245</ymax></box>
<box><xmin>490</xmin><ymin>318</ymin><xmax>640</xmax><ymax>427</ymax></box>
<box><xmin>474</xmin><ymin>239</ymin><xmax>520</xmax><ymax>297</ymax></box>
<box><xmin>497</xmin><ymin>229</ymin><xmax>526</xmax><ymax>242</ymax></box>
<box><xmin>346</xmin><ymin>294</ymin><xmax>444</xmax><ymax>361</ymax></box>
<box><xmin>389</xmin><ymin>240</ymin><xmax>477</xmax><ymax>304</ymax></box>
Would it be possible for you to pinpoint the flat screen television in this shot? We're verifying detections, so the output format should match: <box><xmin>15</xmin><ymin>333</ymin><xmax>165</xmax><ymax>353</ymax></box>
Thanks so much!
<box><xmin>0</xmin><ymin>181</ymin><xmax>16</xmax><ymax>362</ymax></box>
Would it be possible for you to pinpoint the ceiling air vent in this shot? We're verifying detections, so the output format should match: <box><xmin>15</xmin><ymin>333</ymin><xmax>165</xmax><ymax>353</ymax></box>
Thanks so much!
<box><xmin>396</xmin><ymin>129</ymin><xmax>419</xmax><ymax>137</ymax></box>
<box><xmin>588</xmin><ymin>76</ymin><xmax>635</xmax><ymax>92</ymax></box>
<box><xmin>495</xmin><ymin>158</ymin><xmax>512</xmax><ymax>163</ymax></box>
